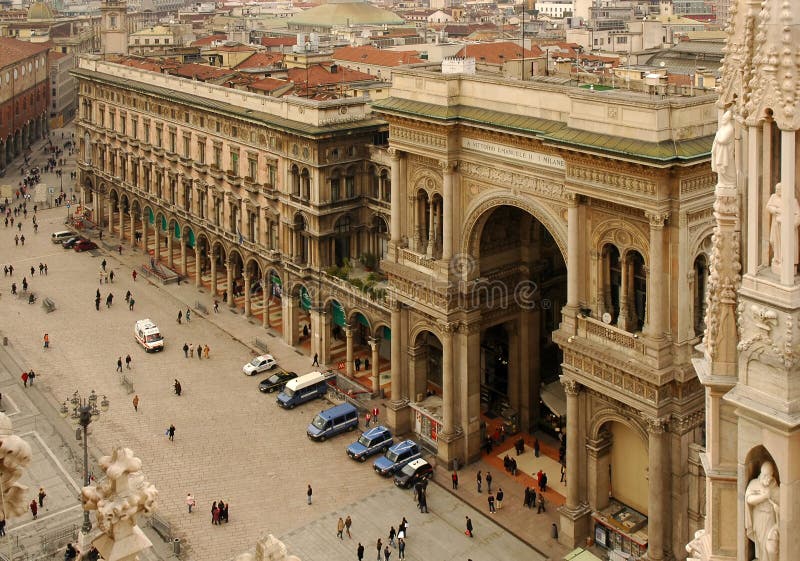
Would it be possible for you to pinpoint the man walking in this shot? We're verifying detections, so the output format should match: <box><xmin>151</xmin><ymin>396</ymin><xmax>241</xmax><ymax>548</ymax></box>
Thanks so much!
<box><xmin>337</xmin><ymin>517</ymin><xmax>345</xmax><ymax>539</ymax></box>
<box><xmin>132</xmin><ymin>395</ymin><xmax>139</xmax><ymax>412</ymax></box>
<box><xmin>183</xmin><ymin>343</ymin><xmax>189</xmax><ymax>358</ymax></box>
<box><xmin>186</xmin><ymin>493</ymin><xmax>196</xmax><ymax>513</ymax></box>
<box><xmin>486</xmin><ymin>471</ymin><xmax>493</xmax><ymax>493</ymax></box>
<box><xmin>496</xmin><ymin>487</ymin><xmax>504</xmax><ymax>510</ymax></box>
<box><xmin>21</xmin><ymin>371</ymin><xmax>28</xmax><ymax>387</ymax></box>
<box><xmin>465</xmin><ymin>516</ymin><xmax>473</xmax><ymax>538</ymax></box>
<box><xmin>476</xmin><ymin>470</ymin><xmax>482</xmax><ymax>493</ymax></box>
<box><xmin>167</xmin><ymin>424</ymin><xmax>175</xmax><ymax>441</ymax></box>
<box><xmin>345</xmin><ymin>515</ymin><xmax>352</xmax><ymax>538</ymax></box>
<box><xmin>43</xmin><ymin>333</ymin><xmax>49</xmax><ymax>348</ymax></box>
<box><xmin>312</xmin><ymin>353</ymin><xmax>319</xmax><ymax>367</ymax></box>
<box><xmin>307</xmin><ymin>484</ymin><xmax>312</xmax><ymax>505</ymax></box>
<box><xmin>357</xmin><ymin>543</ymin><xmax>364</xmax><ymax>561</ymax></box>
<box><xmin>116</xmin><ymin>357</ymin><xmax>123</xmax><ymax>372</ymax></box>
<box><xmin>488</xmin><ymin>492</ymin><xmax>496</xmax><ymax>514</ymax></box>
<box><xmin>452</xmin><ymin>470</ymin><xmax>458</xmax><ymax>489</ymax></box>
<box><xmin>125</xmin><ymin>354</ymin><xmax>132</xmax><ymax>369</ymax></box>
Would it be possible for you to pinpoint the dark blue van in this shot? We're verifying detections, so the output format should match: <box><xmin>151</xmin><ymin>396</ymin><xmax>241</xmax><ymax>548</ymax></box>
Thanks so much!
<box><xmin>307</xmin><ymin>403</ymin><xmax>359</xmax><ymax>441</ymax></box>
<box><xmin>347</xmin><ymin>425</ymin><xmax>393</xmax><ymax>461</ymax></box>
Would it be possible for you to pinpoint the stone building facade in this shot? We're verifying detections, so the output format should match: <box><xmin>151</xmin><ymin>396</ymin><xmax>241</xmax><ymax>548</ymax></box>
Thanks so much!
<box><xmin>74</xmin><ymin>52</ymin><xmax>723</xmax><ymax>558</ymax></box>
<box><xmin>686</xmin><ymin>1</ymin><xmax>800</xmax><ymax>561</ymax></box>
<box><xmin>372</xmin><ymin>69</ymin><xmax>717</xmax><ymax>559</ymax></box>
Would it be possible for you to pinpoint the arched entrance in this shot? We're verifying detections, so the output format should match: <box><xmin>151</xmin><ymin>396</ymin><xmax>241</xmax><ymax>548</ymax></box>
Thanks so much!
<box><xmin>243</xmin><ymin>257</ymin><xmax>263</xmax><ymax>319</ymax></box>
<box><xmin>228</xmin><ymin>249</ymin><xmax>245</xmax><ymax>310</ymax></box>
<box><xmin>410</xmin><ymin>329</ymin><xmax>444</xmax><ymax>447</ymax></box>
<box><xmin>472</xmin><ymin>205</ymin><xmax>567</xmax><ymax>435</ymax></box>
<box><xmin>264</xmin><ymin>268</ymin><xmax>283</xmax><ymax>331</ymax></box>
<box><xmin>333</xmin><ymin>215</ymin><xmax>352</xmax><ymax>266</ymax></box>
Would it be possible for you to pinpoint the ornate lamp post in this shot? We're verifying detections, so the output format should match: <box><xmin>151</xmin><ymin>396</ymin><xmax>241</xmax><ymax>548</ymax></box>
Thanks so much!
<box><xmin>60</xmin><ymin>390</ymin><xmax>109</xmax><ymax>533</ymax></box>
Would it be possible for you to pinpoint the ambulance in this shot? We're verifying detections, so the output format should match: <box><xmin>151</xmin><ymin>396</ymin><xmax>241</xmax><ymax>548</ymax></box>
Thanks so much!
<box><xmin>134</xmin><ymin>319</ymin><xmax>164</xmax><ymax>352</ymax></box>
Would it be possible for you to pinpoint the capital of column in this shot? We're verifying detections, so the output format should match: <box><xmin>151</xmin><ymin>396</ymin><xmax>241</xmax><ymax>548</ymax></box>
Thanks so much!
<box><xmin>439</xmin><ymin>160</ymin><xmax>458</xmax><ymax>174</ymax></box>
<box><xmin>644</xmin><ymin>211</ymin><xmax>669</xmax><ymax>229</ymax></box>
<box><xmin>344</xmin><ymin>324</ymin><xmax>353</xmax><ymax>337</ymax></box>
<box><xmin>387</xmin><ymin>147</ymin><xmax>402</xmax><ymax>161</ymax></box>
<box><xmin>565</xmin><ymin>192</ymin><xmax>580</xmax><ymax>206</ymax></box>
<box><xmin>438</xmin><ymin>321</ymin><xmax>457</xmax><ymax>338</ymax></box>
<box><xmin>561</xmin><ymin>378</ymin><xmax>580</xmax><ymax>397</ymax></box>
<box><xmin>368</xmin><ymin>337</ymin><xmax>379</xmax><ymax>350</ymax></box>
<box><xmin>644</xmin><ymin>416</ymin><xmax>668</xmax><ymax>435</ymax></box>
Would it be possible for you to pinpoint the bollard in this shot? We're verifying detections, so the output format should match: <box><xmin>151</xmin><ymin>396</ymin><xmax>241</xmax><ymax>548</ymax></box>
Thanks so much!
<box><xmin>172</xmin><ymin>538</ymin><xmax>181</xmax><ymax>555</ymax></box>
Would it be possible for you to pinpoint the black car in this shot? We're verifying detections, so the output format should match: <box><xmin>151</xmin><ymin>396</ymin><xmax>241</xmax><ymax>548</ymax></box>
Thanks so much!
<box><xmin>259</xmin><ymin>371</ymin><xmax>298</xmax><ymax>393</ymax></box>
<box><xmin>393</xmin><ymin>458</ymin><xmax>434</xmax><ymax>489</ymax></box>
<box><xmin>62</xmin><ymin>236</ymin><xmax>88</xmax><ymax>249</ymax></box>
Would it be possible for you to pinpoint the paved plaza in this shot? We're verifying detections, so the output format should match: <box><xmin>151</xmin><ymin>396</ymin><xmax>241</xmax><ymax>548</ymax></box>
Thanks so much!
<box><xmin>0</xmin><ymin>127</ymin><xmax>571</xmax><ymax>561</ymax></box>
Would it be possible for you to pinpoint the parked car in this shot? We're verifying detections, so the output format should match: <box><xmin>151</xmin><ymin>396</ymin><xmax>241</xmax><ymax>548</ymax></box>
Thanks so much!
<box><xmin>259</xmin><ymin>371</ymin><xmax>297</xmax><ymax>393</ymax></box>
<box><xmin>394</xmin><ymin>458</ymin><xmax>434</xmax><ymax>489</ymax></box>
<box><xmin>52</xmin><ymin>230</ymin><xmax>77</xmax><ymax>244</ymax></box>
<box><xmin>243</xmin><ymin>354</ymin><xmax>277</xmax><ymax>375</ymax></box>
<box><xmin>373</xmin><ymin>440</ymin><xmax>421</xmax><ymax>476</ymax></box>
<box><xmin>62</xmin><ymin>236</ymin><xmax>87</xmax><ymax>249</ymax></box>
<box><xmin>347</xmin><ymin>426</ymin><xmax>393</xmax><ymax>462</ymax></box>
<box><xmin>74</xmin><ymin>240</ymin><xmax>98</xmax><ymax>252</ymax></box>
<box><xmin>306</xmin><ymin>403</ymin><xmax>359</xmax><ymax>441</ymax></box>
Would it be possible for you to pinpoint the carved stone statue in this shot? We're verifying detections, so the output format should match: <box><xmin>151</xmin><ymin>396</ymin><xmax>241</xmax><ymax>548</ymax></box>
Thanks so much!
<box><xmin>745</xmin><ymin>461</ymin><xmax>780</xmax><ymax>561</ymax></box>
<box><xmin>0</xmin><ymin>413</ymin><xmax>32</xmax><ymax>522</ymax></box>
<box><xmin>711</xmin><ymin>109</ymin><xmax>736</xmax><ymax>188</ymax></box>
<box><xmin>766</xmin><ymin>183</ymin><xmax>800</xmax><ymax>272</ymax></box>
<box><xmin>82</xmin><ymin>447</ymin><xmax>158</xmax><ymax>561</ymax></box>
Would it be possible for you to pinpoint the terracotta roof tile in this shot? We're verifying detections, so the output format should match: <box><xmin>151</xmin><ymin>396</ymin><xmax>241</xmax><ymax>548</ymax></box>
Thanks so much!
<box><xmin>169</xmin><ymin>63</ymin><xmax>234</xmax><ymax>81</ymax></box>
<box><xmin>235</xmin><ymin>52</ymin><xmax>284</xmax><ymax>69</ymax></box>
<box><xmin>286</xmin><ymin>64</ymin><xmax>379</xmax><ymax>88</ymax></box>
<box><xmin>455</xmin><ymin>41</ymin><xmax>542</xmax><ymax>64</ymax></box>
<box><xmin>333</xmin><ymin>46</ymin><xmax>424</xmax><ymax>67</ymax></box>
<box><xmin>190</xmin><ymin>33</ymin><xmax>226</xmax><ymax>46</ymax></box>
<box><xmin>250</xmin><ymin>76</ymin><xmax>291</xmax><ymax>92</ymax></box>
<box><xmin>260</xmin><ymin>36</ymin><xmax>297</xmax><ymax>47</ymax></box>
<box><xmin>0</xmin><ymin>37</ymin><xmax>50</xmax><ymax>66</ymax></box>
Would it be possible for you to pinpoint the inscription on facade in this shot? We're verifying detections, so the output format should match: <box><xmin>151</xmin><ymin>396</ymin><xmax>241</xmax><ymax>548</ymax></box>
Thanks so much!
<box><xmin>461</xmin><ymin>138</ymin><xmax>566</xmax><ymax>170</ymax></box>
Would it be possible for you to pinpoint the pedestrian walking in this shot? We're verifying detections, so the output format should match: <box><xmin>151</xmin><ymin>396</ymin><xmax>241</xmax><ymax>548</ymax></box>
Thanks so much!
<box><xmin>197</xmin><ymin>344</ymin><xmax>202</xmax><ymax>359</ymax></box>
<box><xmin>452</xmin><ymin>470</ymin><xmax>458</xmax><ymax>489</ymax></box>
<box><xmin>337</xmin><ymin>517</ymin><xmax>345</xmax><ymax>539</ymax></box>
<box><xmin>186</xmin><ymin>494</ymin><xmax>196</xmax><ymax>513</ymax></box>
<box><xmin>20</xmin><ymin>234</ymin><xmax>24</xmax><ymax>245</ymax></box>
<box><xmin>29</xmin><ymin>499</ymin><xmax>37</xmax><ymax>519</ymax></box>
<box><xmin>375</xmin><ymin>539</ymin><xmax>382</xmax><ymax>561</ymax></box>
<box><xmin>213</xmin><ymin>300</ymin><xmax>219</xmax><ymax>313</ymax></box>
<box><xmin>183</xmin><ymin>342</ymin><xmax>189</xmax><ymax>357</ymax></box>
<box><xmin>312</xmin><ymin>353</ymin><xmax>319</xmax><ymax>367</ymax></box>
<box><xmin>21</xmin><ymin>371</ymin><xmax>28</xmax><ymax>387</ymax></box>
<box><xmin>177</xmin><ymin>310</ymin><xmax>182</xmax><ymax>324</ymax></box>
<box><xmin>43</xmin><ymin>264</ymin><xmax>47</xmax><ymax>275</ymax></box>
<box><xmin>101</xmin><ymin>259</ymin><xmax>106</xmax><ymax>272</ymax></box>
<box><xmin>129</xmin><ymin>298</ymin><xmax>135</xmax><ymax>310</ymax></box>
<box><xmin>541</xmin><ymin>472</ymin><xmax>548</xmax><ymax>491</ymax></box>
<box><xmin>174</xmin><ymin>379</ymin><xmax>182</xmax><ymax>396</ymax></box>
<box><xmin>496</xmin><ymin>487</ymin><xmax>504</xmax><ymax>510</ymax></box>
<box><xmin>357</xmin><ymin>543</ymin><xmax>364</xmax><ymax>561</ymax></box>
<box><xmin>106</xmin><ymin>293</ymin><xmax>113</xmax><ymax>309</ymax></box>
<box><xmin>0</xmin><ymin>519</ymin><xmax>5</xmax><ymax>536</ymax></box>
<box><xmin>185</xmin><ymin>308</ymin><xmax>191</xmax><ymax>322</ymax></box>
<box><xmin>488</xmin><ymin>492</ymin><xmax>496</xmax><ymax>513</ymax></box>
<box><xmin>345</xmin><ymin>514</ymin><xmax>352</xmax><ymax>538</ymax></box>
<box><xmin>465</xmin><ymin>516</ymin><xmax>473</xmax><ymax>538</ymax></box>
<box><xmin>132</xmin><ymin>395</ymin><xmax>139</xmax><ymax>412</ymax></box>
<box><xmin>132</xmin><ymin>270</ymin><xmax>137</xmax><ymax>282</ymax></box>
<box><xmin>43</xmin><ymin>333</ymin><xmax>49</xmax><ymax>348</ymax></box>
<box><xmin>204</xmin><ymin>345</ymin><xmax>210</xmax><ymax>358</ymax></box>
<box><xmin>388</xmin><ymin>526</ymin><xmax>396</xmax><ymax>548</ymax></box>
<box><xmin>365</xmin><ymin>412</ymin><xmax>372</xmax><ymax>427</ymax></box>
<box><xmin>307</xmin><ymin>484</ymin><xmax>312</xmax><ymax>505</ymax></box>
<box><xmin>38</xmin><ymin>487</ymin><xmax>46</xmax><ymax>508</ymax></box>
<box><xmin>110</xmin><ymin>271</ymin><xmax>114</xmax><ymax>283</ymax></box>
<box><xmin>27</xmin><ymin>371</ymin><xmax>35</xmax><ymax>385</ymax></box>
<box><xmin>167</xmin><ymin>424</ymin><xmax>175</xmax><ymax>441</ymax></box>
<box><xmin>372</xmin><ymin>407</ymin><xmax>379</xmax><ymax>423</ymax></box>
<box><xmin>125</xmin><ymin>290</ymin><xmax>131</xmax><ymax>302</ymax></box>
<box><xmin>125</xmin><ymin>354</ymin><xmax>132</xmax><ymax>369</ymax></box>
<box><xmin>397</xmin><ymin>538</ymin><xmax>405</xmax><ymax>560</ymax></box>
<box><xmin>95</xmin><ymin>296</ymin><xmax>101</xmax><ymax>311</ymax></box>
<box><xmin>383</xmin><ymin>546</ymin><xmax>391</xmax><ymax>561</ymax></box>
<box><xmin>537</xmin><ymin>493</ymin><xmax>546</xmax><ymax>513</ymax></box>
<box><xmin>486</xmin><ymin>471</ymin><xmax>493</xmax><ymax>492</ymax></box>
<box><xmin>551</xmin><ymin>523</ymin><xmax>559</xmax><ymax>539</ymax></box>
<box><xmin>116</xmin><ymin>357</ymin><xmax>123</xmax><ymax>372</ymax></box>
<box><xmin>212</xmin><ymin>502</ymin><xmax>221</xmax><ymax>525</ymax></box>
<box><xmin>476</xmin><ymin>470</ymin><xmax>482</xmax><ymax>493</ymax></box>
<box><xmin>189</xmin><ymin>343</ymin><xmax>194</xmax><ymax>357</ymax></box>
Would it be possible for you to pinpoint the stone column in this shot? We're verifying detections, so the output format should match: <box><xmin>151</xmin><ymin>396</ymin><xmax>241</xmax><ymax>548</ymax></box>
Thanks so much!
<box><xmin>194</xmin><ymin>247</ymin><xmax>201</xmax><ymax>288</ymax></box>
<box><xmin>617</xmin><ymin>255</ymin><xmax>628</xmax><ymax>330</ymax></box>
<box><xmin>646</xmin><ymin>417</ymin><xmax>667</xmax><ymax>561</ymax></box>
<box><xmin>558</xmin><ymin>376</ymin><xmax>590</xmax><ymax>547</ymax></box>
<box><xmin>282</xmin><ymin>295</ymin><xmax>299</xmax><ymax>346</ymax></box>
<box><xmin>262</xmin><ymin>278</ymin><xmax>269</xmax><ymax>328</ymax></box>
<box><xmin>426</xmin><ymin>199</ymin><xmax>435</xmax><ymax>257</ymax></box>
<box><xmin>746</xmin><ymin>125</ymin><xmax>760</xmax><ymax>275</ymax></box>
<box><xmin>210</xmin><ymin>254</ymin><xmax>217</xmax><ymax>296</ymax></box>
<box><xmin>390</xmin><ymin>149</ymin><xmax>401</xmax><ymax>243</ymax></box>
<box><xmin>129</xmin><ymin>212</ymin><xmax>135</xmax><ymax>247</ymax></box>
<box><xmin>243</xmin><ymin>273</ymin><xmax>251</xmax><ymax>317</ymax></box>
<box><xmin>141</xmin><ymin>212</ymin><xmax>148</xmax><ymax>254</ymax></box>
<box><xmin>390</xmin><ymin>305</ymin><xmax>402</xmax><ymax>402</ymax></box>
<box><xmin>180</xmin><ymin>238</ymin><xmax>187</xmax><ymax>276</ymax></box>
<box><xmin>780</xmin><ymin>129</ymin><xmax>796</xmax><ymax>285</ymax></box>
<box><xmin>226</xmin><ymin>261</ymin><xmax>234</xmax><ymax>308</ymax></box>
<box><xmin>567</xmin><ymin>195</ymin><xmax>580</xmax><ymax>308</ymax></box>
<box><xmin>345</xmin><ymin>325</ymin><xmax>354</xmax><ymax>377</ymax></box>
<box><xmin>441</xmin><ymin>324</ymin><xmax>454</xmax><ymax>435</ymax></box>
<box><xmin>369</xmin><ymin>337</ymin><xmax>380</xmax><ymax>394</ymax></box>
<box><xmin>167</xmin><ymin>229</ymin><xmax>174</xmax><ymax>268</ymax></box>
<box><xmin>118</xmin><ymin>207</ymin><xmax>124</xmax><ymax>241</ymax></box>
<box><xmin>644</xmin><ymin>212</ymin><xmax>668</xmax><ymax>339</ymax></box>
<box><xmin>106</xmin><ymin>197</ymin><xmax>112</xmax><ymax>234</ymax></box>
<box><xmin>153</xmin><ymin>223</ymin><xmax>160</xmax><ymax>261</ymax></box>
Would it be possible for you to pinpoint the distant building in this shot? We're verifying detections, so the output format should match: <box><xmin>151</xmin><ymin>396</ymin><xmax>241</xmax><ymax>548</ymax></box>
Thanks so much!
<box><xmin>128</xmin><ymin>24</ymin><xmax>196</xmax><ymax>55</ymax></box>
<box><xmin>333</xmin><ymin>45</ymin><xmax>425</xmax><ymax>81</ymax></box>
<box><xmin>48</xmin><ymin>50</ymin><xmax>76</xmax><ymax>127</ymax></box>
<box><xmin>0</xmin><ymin>37</ymin><xmax>50</xmax><ymax>171</ymax></box>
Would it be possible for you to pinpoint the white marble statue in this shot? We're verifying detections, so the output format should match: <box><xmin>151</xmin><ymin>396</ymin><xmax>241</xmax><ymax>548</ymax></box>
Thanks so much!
<box><xmin>711</xmin><ymin>109</ymin><xmax>736</xmax><ymax>188</ymax></box>
<box><xmin>766</xmin><ymin>183</ymin><xmax>800</xmax><ymax>271</ymax></box>
<box><xmin>745</xmin><ymin>461</ymin><xmax>780</xmax><ymax>561</ymax></box>
<box><xmin>0</xmin><ymin>413</ymin><xmax>32</xmax><ymax>522</ymax></box>
<box><xmin>82</xmin><ymin>447</ymin><xmax>158</xmax><ymax>561</ymax></box>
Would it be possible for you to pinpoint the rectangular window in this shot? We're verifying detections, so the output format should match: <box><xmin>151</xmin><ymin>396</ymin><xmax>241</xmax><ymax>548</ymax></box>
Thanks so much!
<box><xmin>120</xmin><ymin>115</ymin><xmax>127</xmax><ymax>135</ymax></box>
<box><xmin>248</xmin><ymin>156</ymin><xmax>257</xmax><ymax>181</ymax></box>
<box><xmin>197</xmin><ymin>139</ymin><xmax>206</xmax><ymax>164</ymax></box>
<box><xmin>169</xmin><ymin>130</ymin><xmax>176</xmax><ymax>153</ymax></box>
<box><xmin>182</xmin><ymin>135</ymin><xmax>190</xmax><ymax>158</ymax></box>
<box><xmin>131</xmin><ymin>117</ymin><xmax>138</xmax><ymax>140</ymax></box>
<box><xmin>213</xmin><ymin>144</ymin><xmax>222</xmax><ymax>168</ymax></box>
<box><xmin>229</xmin><ymin>149</ymin><xmax>239</xmax><ymax>175</ymax></box>
<box><xmin>155</xmin><ymin>126</ymin><xmax>163</xmax><ymax>148</ymax></box>
<box><xmin>267</xmin><ymin>163</ymin><xmax>276</xmax><ymax>187</ymax></box>
<box><xmin>143</xmin><ymin>121</ymin><xmax>150</xmax><ymax>143</ymax></box>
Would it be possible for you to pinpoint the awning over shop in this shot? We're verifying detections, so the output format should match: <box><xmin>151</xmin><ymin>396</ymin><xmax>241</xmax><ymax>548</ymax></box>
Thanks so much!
<box><xmin>540</xmin><ymin>380</ymin><xmax>567</xmax><ymax>417</ymax></box>
<box><xmin>299</xmin><ymin>286</ymin><xmax>312</xmax><ymax>311</ymax></box>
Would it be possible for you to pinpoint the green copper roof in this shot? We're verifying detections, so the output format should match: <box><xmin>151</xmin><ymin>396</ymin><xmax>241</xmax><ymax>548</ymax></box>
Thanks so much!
<box><xmin>373</xmin><ymin>97</ymin><xmax>712</xmax><ymax>164</ymax></box>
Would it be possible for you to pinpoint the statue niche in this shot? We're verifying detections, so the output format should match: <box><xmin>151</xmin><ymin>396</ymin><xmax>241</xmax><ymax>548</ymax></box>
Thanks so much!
<box><xmin>744</xmin><ymin>447</ymin><xmax>780</xmax><ymax>561</ymax></box>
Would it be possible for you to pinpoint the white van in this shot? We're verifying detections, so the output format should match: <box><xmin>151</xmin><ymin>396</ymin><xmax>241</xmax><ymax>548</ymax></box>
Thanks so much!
<box><xmin>134</xmin><ymin>319</ymin><xmax>164</xmax><ymax>352</ymax></box>
<box><xmin>52</xmin><ymin>230</ymin><xmax>77</xmax><ymax>244</ymax></box>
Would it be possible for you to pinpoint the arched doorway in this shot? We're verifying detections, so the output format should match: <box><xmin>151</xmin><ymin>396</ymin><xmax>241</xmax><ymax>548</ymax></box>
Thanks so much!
<box><xmin>264</xmin><ymin>268</ymin><xmax>283</xmax><ymax>331</ymax></box>
<box><xmin>243</xmin><ymin>257</ymin><xmax>263</xmax><ymax>319</ymax></box>
<box><xmin>472</xmin><ymin>205</ymin><xmax>567</xmax><ymax>434</ymax></box>
<box><xmin>333</xmin><ymin>215</ymin><xmax>352</xmax><ymax>266</ymax></box>
<box><xmin>228</xmin><ymin>249</ymin><xmax>245</xmax><ymax>310</ymax></box>
<box><xmin>410</xmin><ymin>329</ymin><xmax>444</xmax><ymax>447</ymax></box>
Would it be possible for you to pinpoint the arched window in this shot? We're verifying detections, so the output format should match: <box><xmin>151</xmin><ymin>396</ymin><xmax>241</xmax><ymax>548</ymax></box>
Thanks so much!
<box><xmin>290</xmin><ymin>164</ymin><xmax>300</xmax><ymax>196</ymax></box>
<box><xmin>630</xmin><ymin>251</ymin><xmax>646</xmax><ymax>333</ymax></box>
<box><xmin>330</xmin><ymin>168</ymin><xmax>341</xmax><ymax>202</ymax></box>
<box><xmin>301</xmin><ymin>168</ymin><xmax>310</xmax><ymax>200</ymax></box>
<box><xmin>380</xmin><ymin>169</ymin><xmax>390</xmax><ymax>202</ymax></box>
<box><xmin>693</xmin><ymin>254</ymin><xmax>708</xmax><ymax>336</ymax></box>
<box><xmin>602</xmin><ymin>244</ymin><xmax>621</xmax><ymax>324</ymax></box>
<box><xmin>344</xmin><ymin>166</ymin><xmax>355</xmax><ymax>198</ymax></box>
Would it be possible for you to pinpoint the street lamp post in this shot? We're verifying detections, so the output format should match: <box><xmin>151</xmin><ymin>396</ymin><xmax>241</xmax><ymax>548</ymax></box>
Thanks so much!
<box><xmin>60</xmin><ymin>390</ymin><xmax>109</xmax><ymax>533</ymax></box>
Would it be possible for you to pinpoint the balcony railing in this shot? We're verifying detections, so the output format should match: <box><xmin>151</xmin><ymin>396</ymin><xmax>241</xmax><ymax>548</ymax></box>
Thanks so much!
<box><xmin>576</xmin><ymin>314</ymin><xmax>646</xmax><ymax>355</ymax></box>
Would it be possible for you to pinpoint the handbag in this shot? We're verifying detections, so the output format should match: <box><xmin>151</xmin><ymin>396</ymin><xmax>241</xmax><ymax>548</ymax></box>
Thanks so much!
<box><xmin>165</xmin><ymin>429</ymin><xmax>170</xmax><ymax>436</ymax></box>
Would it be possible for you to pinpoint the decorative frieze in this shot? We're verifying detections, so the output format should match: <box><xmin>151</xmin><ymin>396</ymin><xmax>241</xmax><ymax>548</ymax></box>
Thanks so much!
<box><xmin>390</xmin><ymin>125</ymin><xmax>446</xmax><ymax>149</ymax></box>
<box><xmin>563</xmin><ymin>349</ymin><xmax>661</xmax><ymax>404</ymax></box>
<box><xmin>459</xmin><ymin>161</ymin><xmax>565</xmax><ymax>200</ymax></box>
<box><xmin>567</xmin><ymin>165</ymin><xmax>657</xmax><ymax>195</ymax></box>
<box><xmin>680</xmin><ymin>174</ymin><xmax>716</xmax><ymax>197</ymax></box>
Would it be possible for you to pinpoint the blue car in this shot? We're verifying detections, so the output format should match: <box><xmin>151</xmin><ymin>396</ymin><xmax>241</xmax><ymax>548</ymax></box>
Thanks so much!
<box><xmin>373</xmin><ymin>440</ymin><xmax>421</xmax><ymax>476</ymax></box>
<box><xmin>347</xmin><ymin>426</ymin><xmax>393</xmax><ymax>462</ymax></box>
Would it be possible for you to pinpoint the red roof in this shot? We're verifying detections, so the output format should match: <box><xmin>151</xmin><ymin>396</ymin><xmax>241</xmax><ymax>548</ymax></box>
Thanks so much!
<box><xmin>455</xmin><ymin>41</ymin><xmax>542</xmax><ymax>64</ymax></box>
<box><xmin>249</xmin><ymin>77</ymin><xmax>292</xmax><ymax>93</ymax></box>
<box><xmin>169</xmin><ymin>63</ymin><xmax>233</xmax><ymax>81</ymax></box>
<box><xmin>0</xmin><ymin>37</ymin><xmax>50</xmax><ymax>66</ymax></box>
<box><xmin>333</xmin><ymin>46</ymin><xmax>424</xmax><ymax>67</ymax></box>
<box><xmin>47</xmin><ymin>51</ymin><xmax>68</xmax><ymax>61</ymax></box>
<box><xmin>235</xmin><ymin>52</ymin><xmax>284</xmax><ymax>69</ymax></box>
<box><xmin>260</xmin><ymin>36</ymin><xmax>297</xmax><ymax>48</ymax></box>
<box><xmin>190</xmin><ymin>33</ymin><xmax>226</xmax><ymax>46</ymax></box>
<box><xmin>286</xmin><ymin>64</ymin><xmax>378</xmax><ymax>88</ymax></box>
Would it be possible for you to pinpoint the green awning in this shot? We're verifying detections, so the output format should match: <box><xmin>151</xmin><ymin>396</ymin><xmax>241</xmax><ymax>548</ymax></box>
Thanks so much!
<box><xmin>356</xmin><ymin>313</ymin><xmax>369</xmax><ymax>327</ymax></box>
<box><xmin>300</xmin><ymin>286</ymin><xmax>312</xmax><ymax>311</ymax></box>
<box><xmin>160</xmin><ymin>215</ymin><xmax>167</xmax><ymax>231</ymax></box>
<box><xmin>187</xmin><ymin>229</ymin><xmax>195</xmax><ymax>248</ymax></box>
<box><xmin>174</xmin><ymin>222</ymin><xmax>181</xmax><ymax>239</ymax></box>
<box><xmin>331</xmin><ymin>301</ymin><xmax>346</xmax><ymax>327</ymax></box>
<box><xmin>270</xmin><ymin>273</ymin><xmax>281</xmax><ymax>285</ymax></box>
<box><xmin>148</xmin><ymin>208</ymin><xmax>154</xmax><ymax>224</ymax></box>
